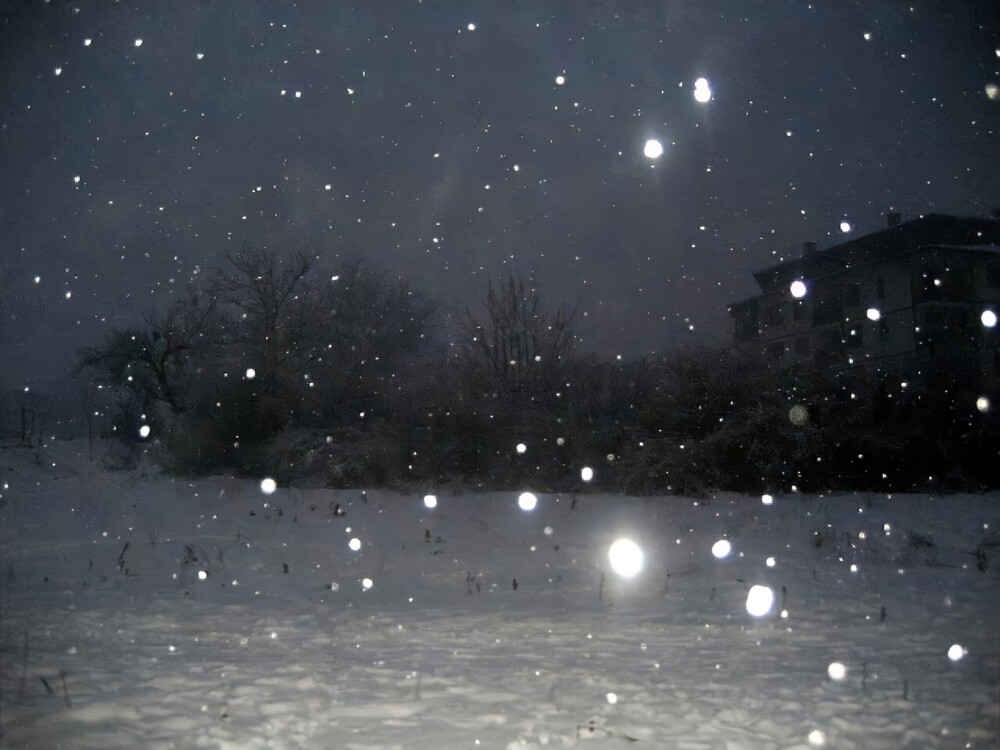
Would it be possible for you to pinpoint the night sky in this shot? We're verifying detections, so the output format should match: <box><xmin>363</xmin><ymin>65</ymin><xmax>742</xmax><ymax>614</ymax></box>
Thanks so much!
<box><xmin>2</xmin><ymin>1</ymin><xmax>998</xmax><ymax>394</ymax></box>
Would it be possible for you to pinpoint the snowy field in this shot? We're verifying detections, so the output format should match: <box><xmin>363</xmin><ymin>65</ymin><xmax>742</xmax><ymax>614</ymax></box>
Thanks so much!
<box><xmin>1</xmin><ymin>441</ymin><xmax>998</xmax><ymax>749</ymax></box>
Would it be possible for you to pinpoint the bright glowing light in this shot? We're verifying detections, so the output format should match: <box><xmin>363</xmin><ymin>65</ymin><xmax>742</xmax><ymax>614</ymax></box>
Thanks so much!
<box><xmin>467</xmin><ymin>22</ymin><xmax>476</xmax><ymax>31</ymax></box>
<box><xmin>976</xmin><ymin>396</ymin><xmax>990</xmax><ymax>413</ymax></box>
<box><xmin>543</xmin><ymin>525</ymin><xmax>553</xmax><ymax>536</ymax></box>
<box><xmin>608</xmin><ymin>538</ymin><xmax>644</xmax><ymax>578</ymax></box>
<box><xmin>693</xmin><ymin>77</ymin><xmax>711</xmax><ymax>102</ymax></box>
<box><xmin>762</xmin><ymin>494</ymin><xmax>774</xmax><ymax>505</ymax></box>
<box><xmin>134</xmin><ymin>38</ymin><xmax>143</xmax><ymax>47</ymax></box>
<box><xmin>866</xmin><ymin>307</ymin><xmax>881</xmax><ymax>321</ymax></box>
<box><xmin>555</xmin><ymin>74</ymin><xmax>565</xmax><ymax>85</ymax></box>
<box><xmin>245</xmin><ymin>368</ymin><xmax>256</xmax><ymax>379</ymax></box>
<box><xmin>807</xmin><ymin>729</ymin><xmax>826</xmax><ymax>746</ymax></box>
<box><xmin>198</xmin><ymin>570</ymin><xmax>208</xmax><ymax>581</ymax></box>
<box><xmin>947</xmin><ymin>644</ymin><xmax>965</xmax><ymax>661</ymax></box>
<box><xmin>827</xmin><ymin>662</ymin><xmax>847</xmax><ymax>681</ymax></box>
<box><xmin>788</xmin><ymin>405</ymin><xmax>809</xmax><ymax>426</ymax></box>
<box><xmin>581</xmin><ymin>466</ymin><xmax>594</xmax><ymax>482</ymax></box>
<box><xmin>986</xmin><ymin>83</ymin><xmax>999</xmax><ymax>101</ymax></box>
<box><xmin>260</xmin><ymin>477</ymin><xmax>277</xmax><ymax>494</ymax></box>
<box><xmin>348</xmin><ymin>537</ymin><xmax>362</xmax><ymax>551</ymax></box>
<box><xmin>711</xmin><ymin>539</ymin><xmax>732</xmax><ymax>559</ymax></box>
<box><xmin>606</xmin><ymin>692</ymin><xmax>618</xmax><ymax>704</ymax></box>
<box><xmin>839</xmin><ymin>221</ymin><xmax>851</xmax><ymax>233</ymax></box>
<box><xmin>423</xmin><ymin>494</ymin><xmax>437</xmax><ymax>509</ymax></box>
<box><xmin>790</xmin><ymin>280</ymin><xmax>807</xmax><ymax>298</ymax></box>
<box><xmin>139</xmin><ymin>424</ymin><xmax>151</xmax><ymax>438</ymax></box>
<box><xmin>515</xmin><ymin>442</ymin><xmax>527</xmax><ymax>454</ymax></box>
<box><xmin>362</xmin><ymin>577</ymin><xmax>373</xmax><ymax>590</ymax></box>
<box><xmin>518</xmin><ymin>492</ymin><xmax>538</xmax><ymax>511</ymax></box>
<box><xmin>766</xmin><ymin>556</ymin><xmax>776</xmax><ymax>567</ymax></box>
<box><xmin>982</xmin><ymin>309</ymin><xmax>997</xmax><ymax>328</ymax></box>
<box><xmin>746</xmin><ymin>585</ymin><xmax>774</xmax><ymax>617</ymax></box>
<box><xmin>643</xmin><ymin>139</ymin><xmax>663</xmax><ymax>159</ymax></box>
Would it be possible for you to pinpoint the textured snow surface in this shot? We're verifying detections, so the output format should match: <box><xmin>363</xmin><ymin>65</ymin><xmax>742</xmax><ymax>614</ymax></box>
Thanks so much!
<box><xmin>1</xmin><ymin>442</ymin><xmax>998</xmax><ymax>749</ymax></box>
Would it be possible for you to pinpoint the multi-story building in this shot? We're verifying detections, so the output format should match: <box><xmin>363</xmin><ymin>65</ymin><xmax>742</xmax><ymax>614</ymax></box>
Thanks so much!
<box><xmin>728</xmin><ymin>213</ymin><xmax>1000</xmax><ymax>389</ymax></box>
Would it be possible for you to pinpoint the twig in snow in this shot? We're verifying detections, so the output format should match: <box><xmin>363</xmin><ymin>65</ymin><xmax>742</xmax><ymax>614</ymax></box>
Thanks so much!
<box><xmin>118</xmin><ymin>542</ymin><xmax>130</xmax><ymax>576</ymax></box>
<box><xmin>59</xmin><ymin>670</ymin><xmax>71</xmax><ymax>707</ymax></box>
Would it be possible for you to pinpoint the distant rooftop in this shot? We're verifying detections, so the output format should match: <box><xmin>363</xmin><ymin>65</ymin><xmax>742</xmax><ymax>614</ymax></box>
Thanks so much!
<box><xmin>750</xmin><ymin>213</ymin><xmax>1000</xmax><ymax>294</ymax></box>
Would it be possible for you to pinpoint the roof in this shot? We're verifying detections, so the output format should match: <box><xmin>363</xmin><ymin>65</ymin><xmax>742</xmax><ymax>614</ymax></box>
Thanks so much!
<box><xmin>749</xmin><ymin>214</ymin><xmax>1000</xmax><ymax>294</ymax></box>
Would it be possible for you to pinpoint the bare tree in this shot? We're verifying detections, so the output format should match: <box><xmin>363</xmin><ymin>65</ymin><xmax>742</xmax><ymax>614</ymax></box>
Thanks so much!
<box><xmin>463</xmin><ymin>273</ymin><xmax>577</xmax><ymax>404</ymax></box>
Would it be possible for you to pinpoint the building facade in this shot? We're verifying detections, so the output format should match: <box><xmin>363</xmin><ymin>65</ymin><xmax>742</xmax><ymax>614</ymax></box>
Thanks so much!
<box><xmin>728</xmin><ymin>213</ymin><xmax>1000</xmax><ymax>389</ymax></box>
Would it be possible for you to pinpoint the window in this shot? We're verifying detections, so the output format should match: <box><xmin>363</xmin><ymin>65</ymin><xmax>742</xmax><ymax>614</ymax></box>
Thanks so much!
<box><xmin>763</xmin><ymin>303</ymin><xmax>784</xmax><ymax>328</ymax></box>
<box><xmin>842</xmin><ymin>283</ymin><xmax>861</xmax><ymax>307</ymax></box>
<box><xmin>792</xmin><ymin>300</ymin><xmax>808</xmax><ymax>322</ymax></box>
<box><xmin>812</xmin><ymin>286</ymin><xmax>842</xmax><ymax>326</ymax></box>
<box><xmin>734</xmin><ymin>308</ymin><xmax>759</xmax><ymax>341</ymax></box>
<box><xmin>844</xmin><ymin>322</ymin><xmax>863</xmax><ymax>348</ymax></box>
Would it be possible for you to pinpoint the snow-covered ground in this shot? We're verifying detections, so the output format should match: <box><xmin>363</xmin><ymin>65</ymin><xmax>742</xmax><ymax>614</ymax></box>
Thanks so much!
<box><xmin>1</xmin><ymin>441</ymin><xmax>998</xmax><ymax>749</ymax></box>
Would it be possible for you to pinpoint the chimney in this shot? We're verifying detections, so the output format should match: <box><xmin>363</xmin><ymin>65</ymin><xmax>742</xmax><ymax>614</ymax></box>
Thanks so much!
<box><xmin>801</xmin><ymin>241</ymin><xmax>818</xmax><ymax>256</ymax></box>
<box><xmin>886</xmin><ymin>211</ymin><xmax>902</xmax><ymax>227</ymax></box>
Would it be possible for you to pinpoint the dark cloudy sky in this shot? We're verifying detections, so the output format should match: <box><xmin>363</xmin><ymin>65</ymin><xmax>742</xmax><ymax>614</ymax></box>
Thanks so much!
<box><xmin>1</xmin><ymin>0</ymin><xmax>998</xmax><ymax>392</ymax></box>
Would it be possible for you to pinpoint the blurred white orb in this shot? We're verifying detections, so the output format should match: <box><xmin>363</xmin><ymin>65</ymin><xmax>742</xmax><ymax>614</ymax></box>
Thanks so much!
<box><xmin>139</xmin><ymin>424</ymin><xmax>151</xmax><ymax>438</ymax></box>
<box><xmin>362</xmin><ymin>577</ymin><xmax>373</xmax><ymax>590</ymax></box>
<box><xmin>581</xmin><ymin>466</ymin><xmax>594</xmax><ymax>482</ymax></box>
<box><xmin>762</xmin><ymin>494</ymin><xmax>774</xmax><ymax>505</ymax></box>
<box><xmin>827</xmin><ymin>661</ymin><xmax>847</xmax><ymax>681</ymax></box>
<box><xmin>807</xmin><ymin>729</ymin><xmax>826</xmax><ymax>746</ymax></box>
<box><xmin>790</xmin><ymin>280</ymin><xmax>807</xmax><ymax>298</ymax></box>
<box><xmin>711</xmin><ymin>539</ymin><xmax>732</xmax><ymax>559</ymax></box>
<box><xmin>608</xmin><ymin>538</ymin><xmax>644</xmax><ymax>578</ymax></box>
<box><xmin>976</xmin><ymin>396</ymin><xmax>990</xmax><ymax>413</ymax></box>
<box><xmin>348</xmin><ymin>537</ymin><xmax>361</xmax><ymax>552</ymax></box>
<box><xmin>518</xmin><ymin>492</ymin><xmax>538</xmax><ymax>511</ymax></box>
<box><xmin>788</xmin><ymin>405</ymin><xmax>809</xmax><ymax>426</ymax></box>
<box><xmin>947</xmin><ymin>644</ymin><xmax>965</xmax><ymax>662</ymax></box>
<box><xmin>260</xmin><ymin>477</ymin><xmax>277</xmax><ymax>494</ymax></box>
<box><xmin>543</xmin><ymin>525</ymin><xmax>553</xmax><ymax>536</ymax></box>
<box><xmin>246</xmin><ymin>368</ymin><xmax>256</xmax><ymax>379</ymax></box>
<box><xmin>982</xmin><ymin>309</ymin><xmax>997</xmax><ymax>328</ymax></box>
<box><xmin>423</xmin><ymin>494</ymin><xmax>438</xmax><ymax>509</ymax></box>
<box><xmin>606</xmin><ymin>692</ymin><xmax>618</xmax><ymax>704</ymax></box>
<box><xmin>197</xmin><ymin>570</ymin><xmax>208</xmax><ymax>581</ymax></box>
<box><xmin>839</xmin><ymin>221</ymin><xmax>851</xmax><ymax>233</ymax></box>
<box><xmin>693</xmin><ymin>78</ymin><xmax>711</xmax><ymax>102</ymax></box>
<box><xmin>866</xmin><ymin>307</ymin><xmax>881</xmax><ymax>321</ymax></box>
<box><xmin>643</xmin><ymin>139</ymin><xmax>663</xmax><ymax>159</ymax></box>
<box><xmin>746</xmin><ymin>585</ymin><xmax>774</xmax><ymax>617</ymax></box>
<box><xmin>516</xmin><ymin>442</ymin><xmax>527</xmax><ymax>454</ymax></box>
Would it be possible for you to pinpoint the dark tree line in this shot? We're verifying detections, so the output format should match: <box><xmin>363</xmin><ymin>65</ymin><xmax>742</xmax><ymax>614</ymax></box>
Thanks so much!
<box><xmin>76</xmin><ymin>247</ymin><xmax>999</xmax><ymax>493</ymax></box>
